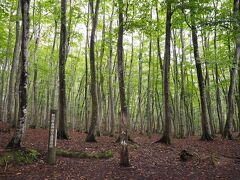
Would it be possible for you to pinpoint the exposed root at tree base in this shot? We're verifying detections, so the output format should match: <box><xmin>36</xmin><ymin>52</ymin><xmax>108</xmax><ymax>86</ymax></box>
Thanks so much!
<box><xmin>200</xmin><ymin>134</ymin><xmax>213</xmax><ymax>141</ymax></box>
<box><xmin>57</xmin><ymin>131</ymin><xmax>69</xmax><ymax>140</ymax></box>
<box><xmin>155</xmin><ymin>135</ymin><xmax>171</xmax><ymax>145</ymax></box>
<box><xmin>85</xmin><ymin>134</ymin><xmax>97</xmax><ymax>142</ymax></box>
<box><xmin>222</xmin><ymin>131</ymin><xmax>234</xmax><ymax>140</ymax></box>
<box><xmin>6</xmin><ymin>138</ymin><xmax>21</xmax><ymax>149</ymax></box>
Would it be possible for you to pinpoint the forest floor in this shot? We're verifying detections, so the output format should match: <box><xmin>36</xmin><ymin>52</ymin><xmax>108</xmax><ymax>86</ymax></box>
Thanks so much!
<box><xmin>1</xmin><ymin>122</ymin><xmax>240</xmax><ymax>180</ymax></box>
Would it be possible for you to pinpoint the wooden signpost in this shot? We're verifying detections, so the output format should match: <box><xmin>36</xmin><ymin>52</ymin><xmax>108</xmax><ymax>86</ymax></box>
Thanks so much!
<box><xmin>48</xmin><ymin>109</ymin><xmax>57</xmax><ymax>165</ymax></box>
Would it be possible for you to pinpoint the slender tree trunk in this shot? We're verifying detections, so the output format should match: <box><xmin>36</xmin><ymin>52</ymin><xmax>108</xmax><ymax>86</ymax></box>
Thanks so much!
<box><xmin>84</xmin><ymin>3</ymin><xmax>90</xmax><ymax>132</ymax></box>
<box><xmin>190</xmin><ymin>42</ymin><xmax>196</xmax><ymax>135</ymax></box>
<box><xmin>58</xmin><ymin>0</ymin><xmax>68</xmax><ymax>139</ymax></box>
<box><xmin>51</xmin><ymin>65</ymin><xmax>58</xmax><ymax>109</ymax></box>
<box><xmin>138</xmin><ymin>34</ymin><xmax>144</xmax><ymax>134</ymax></box>
<box><xmin>7</xmin><ymin>0</ymin><xmax>21</xmax><ymax>125</ymax></box>
<box><xmin>190</xmin><ymin>11</ymin><xmax>212</xmax><ymax>140</ymax></box>
<box><xmin>108</xmin><ymin>0</ymin><xmax>115</xmax><ymax>136</ymax></box>
<box><xmin>223</xmin><ymin>0</ymin><xmax>240</xmax><ymax>139</ymax></box>
<box><xmin>205</xmin><ymin>62</ymin><xmax>215</xmax><ymax>135</ymax></box>
<box><xmin>13</xmin><ymin>56</ymin><xmax>21</xmax><ymax>128</ymax></box>
<box><xmin>127</xmin><ymin>33</ymin><xmax>134</xmax><ymax>132</ymax></box>
<box><xmin>32</xmin><ymin>2</ymin><xmax>41</xmax><ymax>127</ymax></box>
<box><xmin>118</xmin><ymin>0</ymin><xmax>130</xmax><ymax>167</ymax></box>
<box><xmin>98</xmin><ymin>1</ymin><xmax>106</xmax><ymax>135</ymax></box>
<box><xmin>212</xmin><ymin>0</ymin><xmax>224</xmax><ymax>134</ymax></box>
<box><xmin>1</xmin><ymin>9</ymin><xmax>13</xmax><ymax>122</ymax></box>
<box><xmin>172</xmin><ymin>30</ymin><xmax>179</xmax><ymax>137</ymax></box>
<box><xmin>201</xmin><ymin>33</ymin><xmax>215</xmax><ymax>136</ymax></box>
<box><xmin>45</xmin><ymin>21</ymin><xmax>57</xmax><ymax>128</ymax></box>
<box><xmin>157</xmin><ymin>0</ymin><xmax>172</xmax><ymax>144</ymax></box>
<box><xmin>86</xmin><ymin>0</ymin><xmax>101</xmax><ymax>142</ymax></box>
<box><xmin>146</xmin><ymin>39</ymin><xmax>152</xmax><ymax>136</ymax></box>
<box><xmin>66</xmin><ymin>0</ymin><xmax>72</xmax><ymax>60</ymax></box>
<box><xmin>179</xmin><ymin>26</ymin><xmax>185</xmax><ymax>138</ymax></box>
<box><xmin>7</xmin><ymin>0</ymin><xmax>30</xmax><ymax>148</ymax></box>
<box><xmin>156</xmin><ymin>2</ymin><xmax>164</xmax><ymax>132</ymax></box>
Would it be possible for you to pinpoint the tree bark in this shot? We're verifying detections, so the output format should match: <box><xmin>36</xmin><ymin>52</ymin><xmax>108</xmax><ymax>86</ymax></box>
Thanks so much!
<box><xmin>86</xmin><ymin>0</ymin><xmax>101</xmax><ymax>142</ymax></box>
<box><xmin>58</xmin><ymin>0</ymin><xmax>68</xmax><ymax>139</ymax></box>
<box><xmin>157</xmin><ymin>0</ymin><xmax>172</xmax><ymax>144</ymax></box>
<box><xmin>138</xmin><ymin>34</ymin><xmax>144</xmax><ymax>134</ymax></box>
<box><xmin>179</xmin><ymin>26</ymin><xmax>185</xmax><ymax>138</ymax></box>
<box><xmin>31</xmin><ymin>0</ymin><xmax>41</xmax><ymax>128</ymax></box>
<box><xmin>117</xmin><ymin>0</ymin><xmax>130</xmax><ymax>167</ymax></box>
<box><xmin>172</xmin><ymin>30</ymin><xmax>179</xmax><ymax>137</ymax></box>
<box><xmin>108</xmin><ymin>0</ymin><xmax>115</xmax><ymax>136</ymax></box>
<box><xmin>223</xmin><ymin>0</ymin><xmax>240</xmax><ymax>139</ymax></box>
<box><xmin>7</xmin><ymin>0</ymin><xmax>30</xmax><ymax>149</ymax></box>
<box><xmin>84</xmin><ymin>2</ymin><xmax>90</xmax><ymax>133</ymax></box>
<box><xmin>1</xmin><ymin>8</ymin><xmax>13</xmax><ymax>122</ymax></box>
<box><xmin>7</xmin><ymin>0</ymin><xmax>21</xmax><ymax>125</ymax></box>
<box><xmin>212</xmin><ymin>0</ymin><xmax>224</xmax><ymax>134</ymax></box>
<box><xmin>146</xmin><ymin>39</ymin><xmax>152</xmax><ymax>136</ymax></box>
<box><xmin>45</xmin><ymin>21</ymin><xmax>57</xmax><ymax>129</ymax></box>
<box><xmin>190</xmin><ymin>11</ymin><xmax>212</xmax><ymax>140</ymax></box>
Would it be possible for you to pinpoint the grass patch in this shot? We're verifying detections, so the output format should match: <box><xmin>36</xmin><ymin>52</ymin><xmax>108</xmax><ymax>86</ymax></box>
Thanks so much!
<box><xmin>56</xmin><ymin>149</ymin><xmax>113</xmax><ymax>159</ymax></box>
<box><xmin>0</xmin><ymin>148</ymin><xmax>40</xmax><ymax>166</ymax></box>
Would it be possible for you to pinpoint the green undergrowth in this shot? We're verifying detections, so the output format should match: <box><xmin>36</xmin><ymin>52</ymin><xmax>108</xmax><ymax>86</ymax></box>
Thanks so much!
<box><xmin>56</xmin><ymin>149</ymin><xmax>113</xmax><ymax>159</ymax></box>
<box><xmin>0</xmin><ymin>148</ymin><xmax>40</xmax><ymax>166</ymax></box>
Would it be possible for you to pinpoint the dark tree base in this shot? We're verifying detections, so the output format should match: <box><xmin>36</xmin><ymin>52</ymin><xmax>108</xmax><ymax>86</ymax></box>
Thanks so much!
<box><xmin>96</xmin><ymin>130</ymin><xmax>101</xmax><ymax>137</ymax></box>
<box><xmin>6</xmin><ymin>137</ymin><xmax>21</xmax><ymax>149</ymax></box>
<box><xmin>57</xmin><ymin>130</ymin><xmax>69</xmax><ymax>140</ymax></box>
<box><xmin>86</xmin><ymin>133</ymin><xmax>97</xmax><ymax>142</ymax></box>
<box><xmin>29</xmin><ymin>124</ymin><xmax>37</xmax><ymax>129</ymax></box>
<box><xmin>155</xmin><ymin>135</ymin><xmax>171</xmax><ymax>145</ymax></box>
<box><xmin>176</xmin><ymin>135</ymin><xmax>185</xmax><ymax>139</ymax></box>
<box><xmin>120</xmin><ymin>146</ymin><xmax>130</xmax><ymax>167</ymax></box>
<box><xmin>109</xmin><ymin>133</ymin><xmax>114</xmax><ymax>137</ymax></box>
<box><xmin>200</xmin><ymin>133</ymin><xmax>213</xmax><ymax>141</ymax></box>
<box><xmin>223</xmin><ymin>130</ymin><xmax>233</xmax><ymax>140</ymax></box>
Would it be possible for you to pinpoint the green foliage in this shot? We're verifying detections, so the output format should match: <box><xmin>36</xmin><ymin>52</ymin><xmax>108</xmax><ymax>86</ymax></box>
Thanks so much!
<box><xmin>0</xmin><ymin>148</ymin><xmax>40</xmax><ymax>166</ymax></box>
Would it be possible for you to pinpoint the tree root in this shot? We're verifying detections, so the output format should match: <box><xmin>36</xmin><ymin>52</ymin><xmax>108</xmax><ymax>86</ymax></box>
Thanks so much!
<box><xmin>85</xmin><ymin>133</ymin><xmax>97</xmax><ymax>142</ymax></box>
<box><xmin>155</xmin><ymin>135</ymin><xmax>171</xmax><ymax>145</ymax></box>
<box><xmin>200</xmin><ymin>133</ymin><xmax>213</xmax><ymax>141</ymax></box>
<box><xmin>57</xmin><ymin>130</ymin><xmax>69</xmax><ymax>140</ymax></box>
<box><xmin>223</xmin><ymin>130</ymin><xmax>233</xmax><ymax>140</ymax></box>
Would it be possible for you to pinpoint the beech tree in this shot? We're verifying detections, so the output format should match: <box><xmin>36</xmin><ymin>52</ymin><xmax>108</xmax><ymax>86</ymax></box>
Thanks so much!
<box><xmin>86</xmin><ymin>0</ymin><xmax>101</xmax><ymax>142</ymax></box>
<box><xmin>7</xmin><ymin>0</ymin><xmax>30</xmax><ymax>148</ymax></box>
<box><xmin>223</xmin><ymin>0</ymin><xmax>240</xmax><ymax>139</ymax></box>
<box><xmin>157</xmin><ymin>0</ymin><xmax>172</xmax><ymax>145</ymax></box>
<box><xmin>58</xmin><ymin>0</ymin><xmax>68</xmax><ymax>139</ymax></box>
<box><xmin>117</xmin><ymin>0</ymin><xmax>129</xmax><ymax>166</ymax></box>
<box><xmin>7</xmin><ymin>0</ymin><xmax>21</xmax><ymax>126</ymax></box>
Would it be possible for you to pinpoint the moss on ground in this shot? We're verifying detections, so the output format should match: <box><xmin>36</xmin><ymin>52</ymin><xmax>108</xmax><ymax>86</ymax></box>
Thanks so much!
<box><xmin>0</xmin><ymin>148</ymin><xmax>40</xmax><ymax>166</ymax></box>
<box><xmin>56</xmin><ymin>149</ymin><xmax>113</xmax><ymax>159</ymax></box>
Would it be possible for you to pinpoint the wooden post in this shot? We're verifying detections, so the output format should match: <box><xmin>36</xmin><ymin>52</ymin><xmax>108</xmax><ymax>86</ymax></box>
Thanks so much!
<box><xmin>48</xmin><ymin>109</ymin><xmax>57</xmax><ymax>165</ymax></box>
